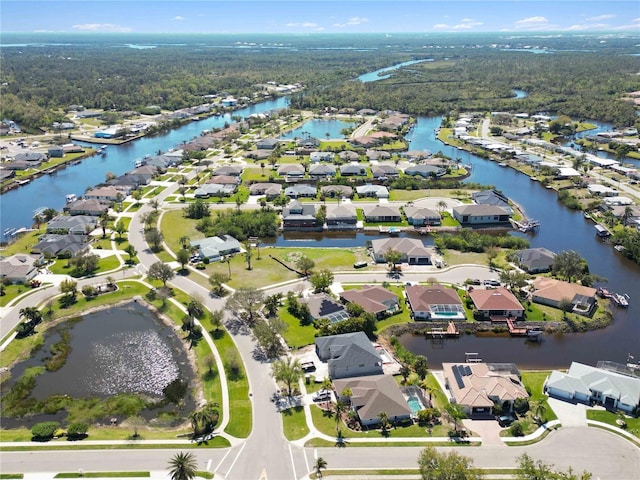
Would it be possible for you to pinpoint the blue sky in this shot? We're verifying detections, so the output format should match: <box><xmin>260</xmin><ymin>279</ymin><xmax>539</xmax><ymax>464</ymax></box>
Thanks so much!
<box><xmin>2</xmin><ymin>1</ymin><xmax>639</xmax><ymax>34</ymax></box>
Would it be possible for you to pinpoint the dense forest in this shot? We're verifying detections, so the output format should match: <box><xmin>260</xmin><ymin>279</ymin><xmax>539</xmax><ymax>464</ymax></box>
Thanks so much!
<box><xmin>1</xmin><ymin>32</ymin><xmax>639</xmax><ymax>130</ymax></box>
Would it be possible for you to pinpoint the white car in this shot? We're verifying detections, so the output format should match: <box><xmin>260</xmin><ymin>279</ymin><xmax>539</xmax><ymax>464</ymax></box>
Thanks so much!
<box><xmin>312</xmin><ymin>390</ymin><xmax>332</xmax><ymax>402</ymax></box>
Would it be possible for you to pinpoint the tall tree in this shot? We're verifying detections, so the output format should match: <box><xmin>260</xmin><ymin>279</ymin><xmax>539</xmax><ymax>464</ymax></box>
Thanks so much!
<box><xmin>209</xmin><ymin>272</ymin><xmax>228</xmax><ymax>296</ymax></box>
<box><xmin>271</xmin><ymin>356</ymin><xmax>303</xmax><ymax>397</ymax></box>
<box><xmin>167</xmin><ymin>452</ymin><xmax>197</xmax><ymax>480</ymax></box>
<box><xmin>309</xmin><ymin>269</ymin><xmax>334</xmax><ymax>293</ymax></box>
<box><xmin>384</xmin><ymin>248</ymin><xmax>403</xmax><ymax>273</ymax></box>
<box><xmin>148</xmin><ymin>261</ymin><xmax>175</xmax><ymax>287</ymax></box>
<box><xmin>176</xmin><ymin>249</ymin><xmax>190</xmax><ymax>271</ymax></box>
<box><xmin>552</xmin><ymin>250</ymin><xmax>587</xmax><ymax>283</ymax></box>
<box><xmin>445</xmin><ymin>403</ymin><xmax>466</xmax><ymax>433</ymax></box>
<box><xmin>145</xmin><ymin>228</ymin><xmax>164</xmax><ymax>251</ymax></box>
<box><xmin>295</xmin><ymin>255</ymin><xmax>315</xmax><ymax>276</ymax></box>
<box><xmin>314</xmin><ymin>457</ymin><xmax>328</xmax><ymax>479</ymax></box>
<box><xmin>414</xmin><ymin>355</ymin><xmax>429</xmax><ymax>380</ymax></box>
<box><xmin>516</xmin><ymin>453</ymin><xmax>592</xmax><ymax>480</ymax></box>
<box><xmin>417</xmin><ymin>446</ymin><xmax>481</xmax><ymax>480</ymax></box>
<box><xmin>225</xmin><ymin>287</ymin><xmax>265</xmax><ymax>327</ymax></box>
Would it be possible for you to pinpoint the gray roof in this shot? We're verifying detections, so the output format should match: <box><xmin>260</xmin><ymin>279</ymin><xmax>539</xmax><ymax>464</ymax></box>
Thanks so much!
<box><xmin>309</xmin><ymin>164</ymin><xmax>336</xmax><ymax>176</ymax></box>
<box><xmin>404</xmin><ymin>164</ymin><xmax>444</xmax><ymax>177</ymax></box>
<box><xmin>304</xmin><ymin>293</ymin><xmax>349</xmax><ymax>322</ymax></box>
<box><xmin>471</xmin><ymin>190</ymin><xmax>513</xmax><ymax>213</ymax></box>
<box><xmin>453</xmin><ymin>204</ymin><xmax>510</xmax><ymax>216</ymax></box>
<box><xmin>355</xmin><ymin>184</ymin><xmax>389</xmax><ymax>198</ymax></box>
<box><xmin>284</xmin><ymin>184</ymin><xmax>317</xmax><ymax>197</ymax></box>
<box><xmin>547</xmin><ymin>362</ymin><xmax>640</xmax><ymax>406</ymax></box>
<box><xmin>513</xmin><ymin>248</ymin><xmax>556</xmax><ymax>271</ymax></box>
<box><xmin>46</xmin><ymin>215</ymin><xmax>97</xmax><ymax>234</ymax></box>
<box><xmin>326</xmin><ymin>204</ymin><xmax>357</xmax><ymax>220</ymax></box>
<box><xmin>191</xmin><ymin>235</ymin><xmax>241</xmax><ymax>259</ymax></box>
<box><xmin>404</xmin><ymin>206</ymin><xmax>440</xmax><ymax>220</ymax></box>
<box><xmin>316</xmin><ymin>332</ymin><xmax>381</xmax><ymax>363</ymax></box>
<box><xmin>334</xmin><ymin>375</ymin><xmax>411</xmax><ymax>422</ymax></box>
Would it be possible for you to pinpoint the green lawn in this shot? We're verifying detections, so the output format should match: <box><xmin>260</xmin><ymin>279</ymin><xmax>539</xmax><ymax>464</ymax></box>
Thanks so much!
<box><xmin>586</xmin><ymin>410</ymin><xmax>640</xmax><ymax>439</ymax></box>
<box><xmin>280</xmin><ymin>308</ymin><xmax>317</xmax><ymax>349</ymax></box>
<box><xmin>48</xmin><ymin>255</ymin><xmax>120</xmax><ymax>277</ymax></box>
<box><xmin>281</xmin><ymin>406</ymin><xmax>310</xmax><ymax>441</ymax></box>
<box><xmin>0</xmin><ymin>284</ymin><xmax>39</xmax><ymax>307</ymax></box>
<box><xmin>1</xmin><ymin>228</ymin><xmax>46</xmax><ymax>256</ymax></box>
<box><xmin>159</xmin><ymin>210</ymin><xmax>204</xmax><ymax>253</ymax></box>
<box><xmin>519</xmin><ymin>371</ymin><xmax>558</xmax><ymax>429</ymax></box>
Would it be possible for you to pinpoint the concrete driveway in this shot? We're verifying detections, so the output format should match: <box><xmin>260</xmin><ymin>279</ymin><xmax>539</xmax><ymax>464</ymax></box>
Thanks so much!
<box><xmin>547</xmin><ymin>397</ymin><xmax>588</xmax><ymax>427</ymax></box>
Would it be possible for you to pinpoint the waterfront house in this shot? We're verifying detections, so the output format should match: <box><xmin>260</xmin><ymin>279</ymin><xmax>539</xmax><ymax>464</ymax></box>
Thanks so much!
<box><xmin>48</xmin><ymin>146</ymin><xmax>64</xmax><ymax>158</ymax></box>
<box><xmin>315</xmin><ymin>332</ymin><xmax>383</xmax><ymax>379</ymax></box>
<box><xmin>297</xmin><ymin>137</ymin><xmax>321</xmax><ymax>149</ymax></box>
<box><xmin>256</xmin><ymin>138</ymin><xmax>279</xmax><ymax>150</ymax></box>
<box><xmin>14</xmin><ymin>152</ymin><xmax>47</xmax><ymax>164</ymax></box>
<box><xmin>249</xmin><ymin>182</ymin><xmax>282</xmax><ymax>199</ymax></box>
<box><xmin>468</xmin><ymin>287</ymin><xmax>524</xmax><ymax>320</ymax></box>
<box><xmin>284</xmin><ymin>184</ymin><xmax>317</xmax><ymax>199</ymax></box>
<box><xmin>350</xmin><ymin>136</ymin><xmax>382</xmax><ymax>148</ymax></box>
<box><xmin>404</xmin><ymin>164</ymin><xmax>445</xmax><ymax>178</ymax></box>
<box><xmin>32</xmin><ymin>234</ymin><xmax>90</xmax><ymax>258</ymax></box>
<box><xmin>107</xmin><ymin>175</ymin><xmax>142</xmax><ymax>194</ymax></box>
<box><xmin>404</xmin><ymin>206</ymin><xmax>441</xmax><ymax>227</ymax></box>
<box><xmin>338</xmin><ymin>151</ymin><xmax>360</xmax><ymax>163</ymax></box>
<box><xmin>370</xmin><ymin>238</ymin><xmax>433</xmax><ymax>265</ymax></box>
<box><xmin>512</xmin><ymin>248</ymin><xmax>556</xmax><ymax>273</ymax></box>
<box><xmin>308</xmin><ymin>164</ymin><xmax>336</xmax><ymax>179</ymax></box>
<box><xmin>321</xmin><ymin>185</ymin><xmax>353</xmax><ymax>199</ymax></box>
<box><xmin>442</xmin><ymin>362</ymin><xmax>529</xmax><ymax>416</ymax></box>
<box><xmin>471</xmin><ymin>190</ymin><xmax>513</xmax><ymax>215</ymax></box>
<box><xmin>282</xmin><ymin>201</ymin><xmax>321</xmax><ymax>230</ymax></box>
<box><xmin>363</xmin><ymin>204</ymin><xmax>402</xmax><ymax>223</ymax></box>
<box><xmin>340</xmin><ymin>164</ymin><xmax>367</xmax><ymax>177</ymax></box>
<box><xmin>0</xmin><ymin>169</ymin><xmax>16</xmax><ymax>181</ymax></box>
<box><xmin>0</xmin><ymin>254</ymin><xmax>40</xmax><ymax>284</ymax></box>
<box><xmin>531</xmin><ymin>277</ymin><xmax>597</xmax><ymax>316</ymax></box>
<box><xmin>190</xmin><ymin>235</ymin><xmax>241</xmax><ymax>262</ymax></box>
<box><xmin>366</xmin><ymin>150</ymin><xmax>391</xmax><ymax>162</ymax></box>
<box><xmin>304</xmin><ymin>293</ymin><xmax>350</xmax><ymax>324</ymax></box>
<box><xmin>5</xmin><ymin>160</ymin><xmax>31</xmax><ymax>171</ymax></box>
<box><xmin>545</xmin><ymin>362</ymin><xmax>640</xmax><ymax>414</ymax></box>
<box><xmin>405</xmin><ymin>284</ymin><xmax>465</xmax><ymax>320</ymax></box>
<box><xmin>46</xmin><ymin>215</ymin><xmax>97</xmax><ymax>235</ymax></box>
<box><xmin>587</xmin><ymin>184</ymin><xmax>618</xmax><ymax>197</ymax></box>
<box><xmin>64</xmin><ymin>198</ymin><xmax>108</xmax><ymax>217</ymax></box>
<box><xmin>452</xmin><ymin>205</ymin><xmax>510</xmax><ymax>225</ymax></box>
<box><xmin>84</xmin><ymin>186</ymin><xmax>123</xmax><ymax>203</ymax></box>
<box><xmin>334</xmin><ymin>375</ymin><xmax>411</xmax><ymax>427</ymax></box>
<box><xmin>401</xmin><ymin>151</ymin><xmax>431</xmax><ymax>162</ymax></box>
<box><xmin>355</xmin><ymin>184</ymin><xmax>389</xmax><ymax>199</ymax></box>
<box><xmin>371</xmin><ymin>163</ymin><xmax>398</xmax><ymax>179</ymax></box>
<box><xmin>325</xmin><ymin>204</ymin><xmax>358</xmax><ymax>230</ymax></box>
<box><xmin>340</xmin><ymin>285</ymin><xmax>400</xmax><ymax>318</ymax></box>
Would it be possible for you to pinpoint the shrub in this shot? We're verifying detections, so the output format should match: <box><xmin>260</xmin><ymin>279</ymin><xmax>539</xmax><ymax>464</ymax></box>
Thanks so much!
<box><xmin>509</xmin><ymin>420</ymin><xmax>525</xmax><ymax>437</ymax></box>
<box><xmin>31</xmin><ymin>421</ymin><xmax>60</xmax><ymax>440</ymax></box>
<box><xmin>82</xmin><ymin>285</ymin><xmax>97</xmax><ymax>297</ymax></box>
<box><xmin>67</xmin><ymin>422</ymin><xmax>89</xmax><ymax>439</ymax></box>
<box><xmin>514</xmin><ymin>397</ymin><xmax>530</xmax><ymax>414</ymax></box>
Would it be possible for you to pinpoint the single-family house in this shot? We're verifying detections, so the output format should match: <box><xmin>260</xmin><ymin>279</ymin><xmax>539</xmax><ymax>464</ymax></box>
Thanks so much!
<box><xmin>545</xmin><ymin>362</ymin><xmax>640</xmax><ymax>414</ymax></box>
<box><xmin>404</xmin><ymin>164</ymin><xmax>445</xmax><ymax>178</ymax></box>
<box><xmin>340</xmin><ymin>164</ymin><xmax>367</xmax><ymax>177</ymax></box>
<box><xmin>284</xmin><ymin>184</ymin><xmax>317</xmax><ymax>199</ymax></box>
<box><xmin>405</xmin><ymin>284</ymin><xmax>465</xmax><ymax>320</ymax></box>
<box><xmin>512</xmin><ymin>248</ymin><xmax>556</xmax><ymax>273</ymax></box>
<box><xmin>468</xmin><ymin>287</ymin><xmax>524</xmax><ymax>320</ymax></box>
<box><xmin>587</xmin><ymin>184</ymin><xmax>618</xmax><ymax>197</ymax></box>
<box><xmin>278</xmin><ymin>164</ymin><xmax>305</xmax><ymax>180</ymax></box>
<box><xmin>350</xmin><ymin>136</ymin><xmax>382</xmax><ymax>148</ymax></box>
<box><xmin>46</xmin><ymin>215</ymin><xmax>97</xmax><ymax>235</ymax></box>
<box><xmin>48</xmin><ymin>146</ymin><xmax>64</xmax><ymax>158</ymax></box>
<box><xmin>212</xmin><ymin>165</ymin><xmax>243</xmax><ymax>177</ymax></box>
<box><xmin>443</xmin><ymin>363</ymin><xmax>529</xmax><ymax>416</ymax></box>
<box><xmin>127</xmin><ymin>165</ymin><xmax>158</xmax><ymax>183</ymax></box>
<box><xmin>356</xmin><ymin>184</ymin><xmax>389</xmax><ymax>199</ymax></box>
<box><xmin>0</xmin><ymin>169</ymin><xmax>16</xmax><ymax>181</ymax></box>
<box><xmin>452</xmin><ymin>205</ymin><xmax>510</xmax><ymax>225</ymax></box>
<box><xmin>340</xmin><ymin>285</ymin><xmax>400</xmax><ymax>318</ymax></box>
<box><xmin>297</xmin><ymin>137</ymin><xmax>321</xmax><ymax>149</ymax></box>
<box><xmin>64</xmin><ymin>198</ymin><xmax>109</xmax><ymax>217</ymax></box>
<box><xmin>321</xmin><ymin>185</ymin><xmax>353</xmax><ymax>199</ymax></box>
<box><xmin>315</xmin><ymin>332</ymin><xmax>383</xmax><ymax>379</ymax></box>
<box><xmin>363</xmin><ymin>205</ymin><xmax>402</xmax><ymax>223</ymax></box>
<box><xmin>190</xmin><ymin>235</ymin><xmax>241</xmax><ymax>262</ymax></box>
<box><xmin>207</xmin><ymin>175</ymin><xmax>240</xmax><ymax>187</ymax></box>
<box><xmin>84</xmin><ymin>186</ymin><xmax>123</xmax><ymax>203</ymax></box>
<box><xmin>404</xmin><ymin>206</ymin><xmax>441</xmax><ymax>227</ymax></box>
<box><xmin>531</xmin><ymin>277</ymin><xmax>597</xmax><ymax>316</ymax></box>
<box><xmin>107</xmin><ymin>175</ymin><xmax>142</xmax><ymax>194</ymax></box>
<box><xmin>334</xmin><ymin>375</ymin><xmax>412</xmax><ymax>427</ymax></box>
<box><xmin>0</xmin><ymin>254</ymin><xmax>41</xmax><ymax>284</ymax></box>
<box><xmin>256</xmin><ymin>138</ymin><xmax>279</xmax><ymax>150</ymax></box>
<box><xmin>308</xmin><ymin>164</ymin><xmax>336</xmax><ymax>178</ymax></box>
<box><xmin>338</xmin><ymin>151</ymin><xmax>360</xmax><ymax>163</ymax></box>
<box><xmin>14</xmin><ymin>152</ymin><xmax>47</xmax><ymax>164</ymax></box>
<box><xmin>310</xmin><ymin>151</ymin><xmax>335</xmax><ymax>163</ymax></box>
<box><xmin>304</xmin><ymin>293</ymin><xmax>350</xmax><ymax>323</ymax></box>
<box><xmin>249</xmin><ymin>183</ymin><xmax>282</xmax><ymax>199</ymax></box>
<box><xmin>471</xmin><ymin>190</ymin><xmax>513</xmax><ymax>215</ymax></box>
<box><xmin>32</xmin><ymin>234</ymin><xmax>90</xmax><ymax>258</ymax></box>
<box><xmin>370</xmin><ymin>163</ymin><xmax>398</xmax><ymax>179</ymax></box>
<box><xmin>325</xmin><ymin>204</ymin><xmax>358</xmax><ymax>230</ymax></box>
<box><xmin>366</xmin><ymin>150</ymin><xmax>391</xmax><ymax>162</ymax></box>
<box><xmin>194</xmin><ymin>183</ymin><xmax>236</xmax><ymax>198</ymax></box>
<box><xmin>282</xmin><ymin>201</ymin><xmax>321</xmax><ymax>230</ymax></box>
<box><xmin>370</xmin><ymin>238</ymin><xmax>433</xmax><ymax>265</ymax></box>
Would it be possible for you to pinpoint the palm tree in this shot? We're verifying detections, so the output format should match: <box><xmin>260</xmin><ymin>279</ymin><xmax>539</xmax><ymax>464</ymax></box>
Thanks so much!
<box><xmin>399</xmin><ymin>363</ymin><xmax>411</xmax><ymax>384</ymax></box>
<box><xmin>19</xmin><ymin>307</ymin><xmax>43</xmax><ymax>325</ymax></box>
<box><xmin>445</xmin><ymin>403</ymin><xmax>466</xmax><ymax>433</ymax></box>
<box><xmin>179</xmin><ymin>235</ymin><xmax>191</xmax><ymax>250</ymax></box>
<box><xmin>167</xmin><ymin>452</ymin><xmax>197</xmax><ymax>480</ymax></box>
<box><xmin>437</xmin><ymin>200</ymin><xmax>448</xmax><ymax>214</ymax></box>
<box><xmin>314</xmin><ymin>457</ymin><xmax>328</xmax><ymax>478</ymax></box>
<box><xmin>333</xmin><ymin>399</ymin><xmax>347</xmax><ymax>435</ymax></box>
<box><xmin>271</xmin><ymin>357</ymin><xmax>303</xmax><ymax>397</ymax></box>
<box><xmin>378</xmin><ymin>411</ymin><xmax>390</xmax><ymax>434</ymax></box>
<box><xmin>321</xmin><ymin>377</ymin><xmax>333</xmax><ymax>409</ymax></box>
<box><xmin>532</xmin><ymin>401</ymin><xmax>547</xmax><ymax>425</ymax></box>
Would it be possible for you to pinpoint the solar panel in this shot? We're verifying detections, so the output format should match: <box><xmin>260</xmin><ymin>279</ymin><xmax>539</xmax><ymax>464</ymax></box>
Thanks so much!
<box><xmin>452</xmin><ymin>365</ymin><xmax>465</xmax><ymax>389</ymax></box>
<box><xmin>463</xmin><ymin>365</ymin><xmax>472</xmax><ymax>376</ymax></box>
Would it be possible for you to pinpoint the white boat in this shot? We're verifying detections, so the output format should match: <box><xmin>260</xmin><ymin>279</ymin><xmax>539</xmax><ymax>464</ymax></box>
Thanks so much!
<box><xmin>612</xmin><ymin>293</ymin><xmax>630</xmax><ymax>308</ymax></box>
<box><xmin>65</xmin><ymin>193</ymin><xmax>77</xmax><ymax>203</ymax></box>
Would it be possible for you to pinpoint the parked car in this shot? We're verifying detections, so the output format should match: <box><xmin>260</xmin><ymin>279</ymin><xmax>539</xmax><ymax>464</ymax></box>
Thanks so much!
<box><xmin>497</xmin><ymin>414</ymin><xmax>515</xmax><ymax>427</ymax></box>
<box><xmin>312</xmin><ymin>390</ymin><xmax>332</xmax><ymax>402</ymax></box>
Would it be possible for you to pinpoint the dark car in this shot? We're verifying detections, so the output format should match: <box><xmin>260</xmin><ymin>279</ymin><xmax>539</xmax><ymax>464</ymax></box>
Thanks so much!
<box><xmin>497</xmin><ymin>414</ymin><xmax>515</xmax><ymax>427</ymax></box>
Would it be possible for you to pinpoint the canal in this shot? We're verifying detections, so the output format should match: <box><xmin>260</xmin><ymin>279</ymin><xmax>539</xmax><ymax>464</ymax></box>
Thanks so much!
<box><xmin>2</xmin><ymin>77</ymin><xmax>638</xmax><ymax>369</ymax></box>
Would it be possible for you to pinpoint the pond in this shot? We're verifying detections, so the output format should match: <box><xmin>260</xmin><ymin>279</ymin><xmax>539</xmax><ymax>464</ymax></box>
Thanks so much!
<box><xmin>1</xmin><ymin>301</ymin><xmax>197</xmax><ymax>426</ymax></box>
<box><xmin>278</xmin><ymin>118</ymin><xmax>356</xmax><ymax>141</ymax></box>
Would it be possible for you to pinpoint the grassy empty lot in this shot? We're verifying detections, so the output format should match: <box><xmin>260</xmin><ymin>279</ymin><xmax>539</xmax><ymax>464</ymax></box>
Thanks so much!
<box><xmin>586</xmin><ymin>409</ymin><xmax>640</xmax><ymax>439</ymax></box>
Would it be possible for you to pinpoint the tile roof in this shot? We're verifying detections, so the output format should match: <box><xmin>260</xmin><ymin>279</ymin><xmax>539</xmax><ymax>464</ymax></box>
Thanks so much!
<box><xmin>468</xmin><ymin>287</ymin><xmax>523</xmax><ymax>312</ymax></box>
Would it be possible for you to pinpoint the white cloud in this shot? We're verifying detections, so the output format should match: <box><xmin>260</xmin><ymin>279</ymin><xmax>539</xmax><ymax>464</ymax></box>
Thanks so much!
<box><xmin>433</xmin><ymin>18</ymin><xmax>482</xmax><ymax>31</ymax></box>
<box><xmin>333</xmin><ymin>16</ymin><xmax>369</xmax><ymax>28</ymax></box>
<box><xmin>285</xmin><ymin>22</ymin><xmax>324</xmax><ymax>31</ymax></box>
<box><xmin>515</xmin><ymin>16</ymin><xmax>549</xmax><ymax>26</ymax></box>
<box><xmin>512</xmin><ymin>16</ymin><xmax>556</xmax><ymax>31</ymax></box>
<box><xmin>174</xmin><ymin>16</ymin><xmax>185</xmax><ymax>21</ymax></box>
<box><xmin>432</xmin><ymin>24</ymin><xmax>449</xmax><ymax>29</ymax></box>
<box><xmin>72</xmin><ymin>23</ymin><xmax>132</xmax><ymax>33</ymax></box>
<box><xmin>587</xmin><ymin>14</ymin><xmax>616</xmax><ymax>22</ymax></box>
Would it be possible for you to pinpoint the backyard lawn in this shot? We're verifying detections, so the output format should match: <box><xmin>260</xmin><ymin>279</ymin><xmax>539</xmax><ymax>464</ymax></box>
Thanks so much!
<box><xmin>586</xmin><ymin>409</ymin><xmax>640</xmax><ymax>439</ymax></box>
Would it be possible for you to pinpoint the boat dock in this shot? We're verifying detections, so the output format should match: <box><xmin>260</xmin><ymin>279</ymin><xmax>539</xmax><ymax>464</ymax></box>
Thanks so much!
<box><xmin>506</xmin><ymin>318</ymin><xmax>528</xmax><ymax>336</ymax></box>
<box><xmin>425</xmin><ymin>321</ymin><xmax>460</xmax><ymax>338</ymax></box>
<box><xmin>510</xmin><ymin>218</ymin><xmax>540</xmax><ymax>233</ymax></box>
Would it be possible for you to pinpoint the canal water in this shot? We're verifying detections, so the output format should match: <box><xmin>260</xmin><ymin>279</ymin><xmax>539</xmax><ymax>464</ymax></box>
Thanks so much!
<box><xmin>279</xmin><ymin>118</ymin><xmax>355</xmax><ymax>140</ymax></box>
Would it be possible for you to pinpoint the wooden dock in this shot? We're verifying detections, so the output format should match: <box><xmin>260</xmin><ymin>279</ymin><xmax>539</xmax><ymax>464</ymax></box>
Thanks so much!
<box><xmin>425</xmin><ymin>321</ymin><xmax>459</xmax><ymax>338</ymax></box>
<box><xmin>506</xmin><ymin>318</ymin><xmax>528</xmax><ymax>336</ymax></box>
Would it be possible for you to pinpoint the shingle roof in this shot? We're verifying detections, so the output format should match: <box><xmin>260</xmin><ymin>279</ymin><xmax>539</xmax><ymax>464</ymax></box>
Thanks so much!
<box><xmin>334</xmin><ymin>375</ymin><xmax>411</xmax><ymax>422</ymax></box>
<box><xmin>405</xmin><ymin>284</ymin><xmax>462</xmax><ymax>312</ymax></box>
<box><xmin>469</xmin><ymin>287</ymin><xmax>523</xmax><ymax>312</ymax></box>
<box><xmin>340</xmin><ymin>286</ymin><xmax>398</xmax><ymax>315</ymax></box>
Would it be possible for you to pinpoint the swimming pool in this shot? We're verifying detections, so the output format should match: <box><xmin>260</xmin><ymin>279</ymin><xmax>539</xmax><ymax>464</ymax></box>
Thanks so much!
<box><xmin>406</xmin><ymin>395</ymin><xmax>423</xmax><ymax>415</ymax></box>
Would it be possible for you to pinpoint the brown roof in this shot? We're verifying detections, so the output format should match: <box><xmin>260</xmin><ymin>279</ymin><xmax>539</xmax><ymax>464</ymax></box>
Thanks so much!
<box><xmin>207</xmin><ymin>175</ymin><xmax>238</xmax><ymax>185</ymax></box>
<box><xmin>405</xmin><ymin>284</ymin><xmax>462</xmax><ymax>312</ymax></box>
<box><xmin>334</xmin><ymin>375</ymin><xmax>411</xmax><ymax>422</ymax></box>
<box><xmin>468</xmin><ymin>287</ymin><xmax>523</xmax><ymax>312</ymax></box>
<box><xmin>340</xmin><ymin>285</ymin><xmax>398</xmax><ymax>315</ymax></box>
<box><xmin>532</xmin><ymin>277</ymin><xmax>597</xmax><ymax>303</ymax></box>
